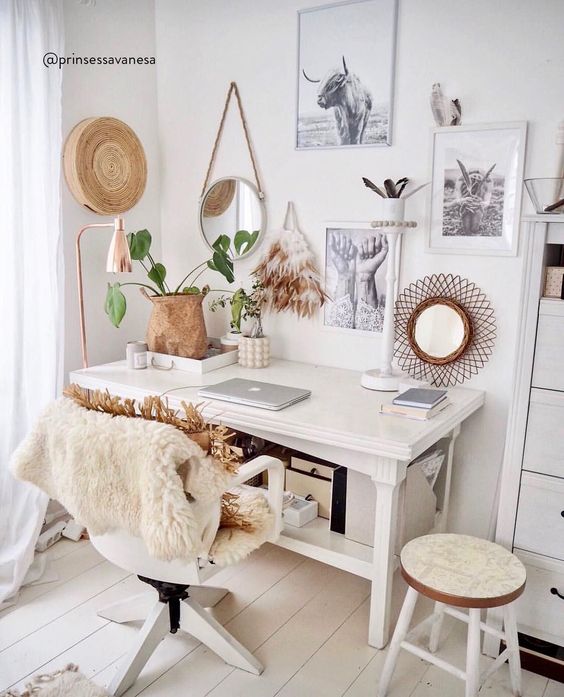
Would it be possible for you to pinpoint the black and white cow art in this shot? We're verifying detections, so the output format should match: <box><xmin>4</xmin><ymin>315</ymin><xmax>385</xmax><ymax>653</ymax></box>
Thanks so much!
<box><xmin>302</xmin><ymin>56</ymin><xmax>373</xmax><ymax>145</ymax></box>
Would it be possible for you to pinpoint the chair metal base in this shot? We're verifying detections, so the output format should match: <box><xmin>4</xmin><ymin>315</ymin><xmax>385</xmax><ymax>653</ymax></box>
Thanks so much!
<box><xmin>100</xmin><ymin>577</ymin><xmax>262</xmax><ymax>697</ymax></box>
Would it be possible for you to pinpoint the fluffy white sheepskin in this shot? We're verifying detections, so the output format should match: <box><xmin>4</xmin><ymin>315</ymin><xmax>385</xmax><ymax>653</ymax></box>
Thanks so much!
<box><xmin>11</xmin><ymin>398</ymin><xmax>275</xmax><ymax>566</ymax></box>
<box><xmin>11</xmin><ymin>398</ymin><xmax>231</xmax><ymax>562</ymax></box>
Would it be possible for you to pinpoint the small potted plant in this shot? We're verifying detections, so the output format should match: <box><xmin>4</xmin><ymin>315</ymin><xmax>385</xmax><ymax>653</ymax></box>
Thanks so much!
<box><xmin>238</xmin><ymin>279</ymin><xmax>269</xmax><ymax>368</ymax></box>
<box><xmin>209</xmin><ymin>287</ymin><xmax>247</xmax><ymax>351</ymax></box>
<box><xmin>210</xmin><ymin>278</ymin><xmax>270</xmax><ymax>367</ymax></box>
<box><xmin>104</xmin><ymin>229</ymin><xmax>234</xmax><ymax>359</ymax></box>
<box><xmin>361</xmin><ymin>176</ymin><xmax>428</xmax><ymax>221</ymax></box>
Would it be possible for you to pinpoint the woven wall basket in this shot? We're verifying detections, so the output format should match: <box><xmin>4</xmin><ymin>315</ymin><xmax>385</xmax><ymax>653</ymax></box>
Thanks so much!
<box><xmin>63</xmin><ymin>116</ymin><xmax>147</xmax><ymax>215</ymax></box>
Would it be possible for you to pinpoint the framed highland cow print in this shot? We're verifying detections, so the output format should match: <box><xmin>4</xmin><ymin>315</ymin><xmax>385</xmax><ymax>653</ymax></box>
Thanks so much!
<box><xmin>297</xmin><ymin>0</ymin><xmax>398</xmax><ymax>150</ymax></box>
<box><xmin>427</xmin><ymin>122</ymin><xmax>527</xmax><ymax>256</ymax></box>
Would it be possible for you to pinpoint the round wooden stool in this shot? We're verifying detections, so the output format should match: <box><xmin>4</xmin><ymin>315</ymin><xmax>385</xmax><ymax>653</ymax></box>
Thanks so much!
<box><xmin>378</xmin><ymin>534</ymin><xmax>526</xmax><ymax>697</ymax></box>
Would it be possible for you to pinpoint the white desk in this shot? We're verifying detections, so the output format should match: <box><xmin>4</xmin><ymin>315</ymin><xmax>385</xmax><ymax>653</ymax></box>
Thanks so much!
<box><xmin>70</xmin><ymin>358</ymin><xmax>484</xmax><ymax>648</ymax></box>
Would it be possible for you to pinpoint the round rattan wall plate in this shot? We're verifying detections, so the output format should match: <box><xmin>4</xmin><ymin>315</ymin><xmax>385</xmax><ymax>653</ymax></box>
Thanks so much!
<box><xmin>63</xmin><ymin>117</ymin><xmax>147</xmax><ymax>215</ymax></box>
<box><xmin>394</xmin><ymin>273</ymin><xmax>496</xmax><ymax>386</ymax></box>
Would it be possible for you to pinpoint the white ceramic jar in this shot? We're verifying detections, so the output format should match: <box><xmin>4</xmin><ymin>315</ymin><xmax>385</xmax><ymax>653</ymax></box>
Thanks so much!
<box><xmin>238</xmin><ymin>336</ymin><xmax>270</xmax><ymax>368</ymax></box>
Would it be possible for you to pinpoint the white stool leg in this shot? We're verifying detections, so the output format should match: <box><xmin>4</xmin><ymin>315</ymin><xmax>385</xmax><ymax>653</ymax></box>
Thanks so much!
<box><xmin>503</xmin><ymin>603</ymin><xmax>522</xmax><ymax>697</ymax></box>
<box><xmin>108</xmin><ymin>600</ymin><xmax>170</xmax><ymax>697</ymax></box>
<box><xmin>378</xmin><ymin>586</ymin><xmax>419</xmax><ymax>697</ymax></box>
<box><xmin>429</xmin><ymin>601</ymin><xmax>446</xmax><ymax>653</ymax></box>
<box><xmin>465</xmin><ymin>608</ymin><xmax>481</xmax><ymax>697</ymax></box>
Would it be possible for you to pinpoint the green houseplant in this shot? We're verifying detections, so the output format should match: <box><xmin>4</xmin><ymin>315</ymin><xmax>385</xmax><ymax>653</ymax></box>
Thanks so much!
<box><xmin>105</xmin><ymin>229</ymin><xmax>235</xmax><ymax>359</ymax></box>
<box><xmin>209</xmin><ymin>277</ymin><xmax>266</xmax><ymax>339</ymax></box>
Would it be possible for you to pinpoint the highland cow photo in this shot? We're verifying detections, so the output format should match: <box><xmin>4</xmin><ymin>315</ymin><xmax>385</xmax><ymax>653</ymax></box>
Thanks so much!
<box><xmin>297</xmin><ymin>0</ymin><xmax>397</xmax><ymax>149</ymax></box>
<box><xmin>428</xmin><ymin>123</ymin><xmax>527</xmax><ymax>256</ymax></box>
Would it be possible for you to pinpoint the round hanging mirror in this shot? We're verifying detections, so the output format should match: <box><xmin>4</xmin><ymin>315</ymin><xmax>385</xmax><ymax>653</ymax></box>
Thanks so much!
<box><xmin>199</xmin><ymin>177</ymin><xmax>265</xmax><ymax>260</ymax></box>
<box><xmin>408</xmin><ymin>298</ymin><xmax>472</xmax><ymax>365</ymax></box>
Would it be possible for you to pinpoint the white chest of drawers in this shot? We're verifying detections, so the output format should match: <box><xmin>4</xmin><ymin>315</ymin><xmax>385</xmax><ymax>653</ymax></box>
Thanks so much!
<box><xmin>488</xmin><ymin>216</ymin><xmax>564</xmax><ymax>654</ymax></box>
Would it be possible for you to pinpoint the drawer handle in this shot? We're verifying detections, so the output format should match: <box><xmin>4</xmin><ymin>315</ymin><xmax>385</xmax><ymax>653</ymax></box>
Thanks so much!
<box><xmin>550</xmin><ymin>587</ymin><xmax>564</xmax><ymax>601</ymax></box>
<box><xmin>561</xmin><ymin>510</ymin><xmax>564</xmax><ymax>518</ymax></box>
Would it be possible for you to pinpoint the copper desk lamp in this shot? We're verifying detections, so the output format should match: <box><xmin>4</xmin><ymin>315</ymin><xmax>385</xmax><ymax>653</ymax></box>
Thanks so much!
<box><xmin>76</xmin><ymin>216</ymin><xmax>132</xmax><ymax>368</ymax></box>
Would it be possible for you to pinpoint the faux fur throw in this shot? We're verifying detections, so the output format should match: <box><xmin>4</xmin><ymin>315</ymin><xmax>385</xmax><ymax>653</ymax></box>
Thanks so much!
<box><xmin>11</xmin><ymin>397</ymin><xmax>233</xmax><ymax>563</ymax></box>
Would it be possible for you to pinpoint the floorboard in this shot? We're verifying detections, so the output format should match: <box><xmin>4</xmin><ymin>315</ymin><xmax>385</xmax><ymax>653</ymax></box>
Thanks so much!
<box><xmin>0</xmin><ymin>540</ymin><xmax>553</xmax><ymax>697</ymax></box>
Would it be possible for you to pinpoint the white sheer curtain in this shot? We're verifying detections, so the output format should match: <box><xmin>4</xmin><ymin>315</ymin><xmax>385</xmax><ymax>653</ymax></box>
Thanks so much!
<box><xmin>0</xmin><ymin>0</ymin><xmax>64</xmax><ymax>604</ymax></box>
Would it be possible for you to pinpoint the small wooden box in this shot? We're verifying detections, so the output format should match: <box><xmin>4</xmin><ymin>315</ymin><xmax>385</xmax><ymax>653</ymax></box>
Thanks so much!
<box><xmin>544</xmin><ymin>267</ymin><xmax>564</xmax><ymax>298</ymax></box>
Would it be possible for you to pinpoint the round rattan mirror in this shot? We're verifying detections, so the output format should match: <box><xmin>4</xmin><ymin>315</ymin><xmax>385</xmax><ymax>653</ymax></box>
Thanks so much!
<box><xmin>407</xmin><ymin>298</ymin><xmax>472</xmax><ymax>366</ymax></box>
<box><xmin>395</xmin><ymin>274</ymin><xmax>496</xmax><ymax>386</ymax></box>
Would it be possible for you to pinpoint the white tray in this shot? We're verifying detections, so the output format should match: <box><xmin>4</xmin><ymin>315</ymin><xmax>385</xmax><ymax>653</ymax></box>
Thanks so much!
<box><xmin>148</xmin><ymin>338</ymin><xmax>238</xmax><ymax>374</ymax></box>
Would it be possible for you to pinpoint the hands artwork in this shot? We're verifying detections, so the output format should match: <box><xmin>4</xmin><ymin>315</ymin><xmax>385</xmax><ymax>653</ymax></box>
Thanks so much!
<box><xmin>328</xmin><ymin>231</ymin><xmax>389</xmax><ymax>331</ymax></box>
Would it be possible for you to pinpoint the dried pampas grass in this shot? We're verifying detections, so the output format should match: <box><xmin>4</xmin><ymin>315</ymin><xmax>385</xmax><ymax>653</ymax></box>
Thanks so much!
<box><xmin>62</xmin><ymin>386</ymin><xmax>270</xmax><ymax>538</ymax></box>
<box><xmin>254</xmin><ymin>202</ymin><xmax>328</xmax><ymax>318</ymax></box>
<box><xmin>63</xmin><ymin>384</ymin><xmax>239</xmax><ymax>474</ymax></box>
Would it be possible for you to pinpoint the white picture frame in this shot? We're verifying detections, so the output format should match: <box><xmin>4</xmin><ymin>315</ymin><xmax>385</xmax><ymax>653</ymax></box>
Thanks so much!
<box><xmin>322</xmin><ymin>220</ymin><xmax>401</xmax><ymax>335</ymax></box>
<box><xmin>296</xmin><ymin>0</ymin><xmax>398</xmax><ymax>150</ymax></box>
<box><xmin>427</xmin><ymin>122</ymin><xmax>527</xmax><ymax>256</ymax></box>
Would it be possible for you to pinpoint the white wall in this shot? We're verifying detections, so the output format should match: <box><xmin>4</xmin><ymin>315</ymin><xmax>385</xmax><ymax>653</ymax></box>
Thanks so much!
<box><xmin>154</xmin><ymin>0</ymin><xmax>564</xmax><ymax>537</ymax></box>
<box><xmin>62</xmin><ymin>0</ymin><xmax>160</xmax><ymax>375</ymax></box>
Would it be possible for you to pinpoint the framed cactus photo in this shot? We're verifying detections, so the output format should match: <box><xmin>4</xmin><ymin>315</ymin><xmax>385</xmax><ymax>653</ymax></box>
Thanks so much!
<box><xmin>427</xmin><ymin>122</ymin><xmax>527</xmax><ymax>256</ymax></box>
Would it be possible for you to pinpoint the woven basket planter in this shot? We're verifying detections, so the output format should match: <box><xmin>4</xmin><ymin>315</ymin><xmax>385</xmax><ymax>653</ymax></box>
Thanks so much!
<box><xmin>238</xmin><ymin>336</ymin><xmax>270</xmax><ymax>368</ymax></box>
<box><xmin>141</xmin><ymin>291</ymin><xmax>208</xmax><ymax>359</ymax></box>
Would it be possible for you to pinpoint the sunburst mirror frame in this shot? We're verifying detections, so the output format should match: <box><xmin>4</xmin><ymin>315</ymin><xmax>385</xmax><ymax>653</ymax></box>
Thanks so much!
<box><xmin>394</xmin><ymin>273</ymin><xmax>496</xmax><ymax>386</ymax></box>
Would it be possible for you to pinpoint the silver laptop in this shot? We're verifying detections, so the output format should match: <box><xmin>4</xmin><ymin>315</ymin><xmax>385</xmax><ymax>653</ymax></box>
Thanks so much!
<box><xmin>198</xmin><ymin>378</ymin><xmax>311</xmax><ymax>411</ymax></box>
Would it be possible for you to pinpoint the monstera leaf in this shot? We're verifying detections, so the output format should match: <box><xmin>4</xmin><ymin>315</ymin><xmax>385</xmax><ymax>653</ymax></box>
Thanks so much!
<box><xmin>105</xmin><ymin>282</ymin><xmax>127</xmax><ymax>328</ymax></box>
<box><xmin>127</xmin><ymin>229</ymin><xmax>151</xmax><ymax>260</ymax></box>
<box><xmin>234</xmin><ymin>229</ymin><xmax>259</xmax><ymax>256</ymax></box>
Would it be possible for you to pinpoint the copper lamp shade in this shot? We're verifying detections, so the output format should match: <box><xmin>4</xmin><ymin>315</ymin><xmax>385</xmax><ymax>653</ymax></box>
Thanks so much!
<box><xmin>106</xmin><ymin>217</ymin><xmax>132</xmax><ymax>273</ymax></box>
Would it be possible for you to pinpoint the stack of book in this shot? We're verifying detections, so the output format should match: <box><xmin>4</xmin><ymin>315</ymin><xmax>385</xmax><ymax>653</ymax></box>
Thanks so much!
<box><xmin>380</xmin><ymin>388</ymin><xmax>449</xmax><ymax>421</ymax></box>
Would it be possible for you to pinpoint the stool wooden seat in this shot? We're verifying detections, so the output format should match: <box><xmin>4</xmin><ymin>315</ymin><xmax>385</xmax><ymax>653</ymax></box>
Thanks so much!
<box><xmin>378</xmin><ymin>534</ymin><xmax>526</xmax><ymax>697</ymax></box>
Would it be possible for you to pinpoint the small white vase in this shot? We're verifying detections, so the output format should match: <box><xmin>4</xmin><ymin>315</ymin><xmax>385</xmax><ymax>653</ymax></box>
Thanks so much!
<box><xmin>381</xmin><ymin>197</ymin><xmax>405</xmax><ymax>222</ymax></box>
<box><xmin>238</xmin><ymin>336</ymin><xmax>270</xmax><ymax>368</ymax></box>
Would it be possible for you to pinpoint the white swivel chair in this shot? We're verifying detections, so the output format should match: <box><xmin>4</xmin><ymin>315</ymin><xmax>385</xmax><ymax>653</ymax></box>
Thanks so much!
<box><xmin>91</xmin><ymin>454</ymin><xmax>284</xmax><ymax>697</ymax></box>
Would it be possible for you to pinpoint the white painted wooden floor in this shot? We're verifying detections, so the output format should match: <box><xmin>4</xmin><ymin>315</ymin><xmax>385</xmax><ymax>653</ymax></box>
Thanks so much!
<box><xmin>0</xmin><ymin>539</ymin><xmax>561</xmax><ymax>697</ymax></box>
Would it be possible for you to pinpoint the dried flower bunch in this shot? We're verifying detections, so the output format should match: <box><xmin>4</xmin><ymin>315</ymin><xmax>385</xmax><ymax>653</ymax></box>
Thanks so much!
<box><xmin>63</xmin><ymin>385</ymin><xmax>252</xmax><ymax>532</ymax></box>
<box><xmin>63</xmin><ymin>384</ymin><xmax>239</xmax><ymax>474</ymax></box>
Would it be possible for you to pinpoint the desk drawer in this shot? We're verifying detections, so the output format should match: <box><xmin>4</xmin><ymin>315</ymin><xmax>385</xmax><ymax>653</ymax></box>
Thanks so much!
<box><xmin>523</xmin><ymin>389</ymin><xmax>564</xmax><ymax>478</ymax></box>
<box><xmin>514</xmin><ymin>472</ymin><xmax>564</xmax><ymax>561</ymax></box>
<box><xmin>532</xmin><ymin>307</ymin><xmax>564</xmax><ymax>391</ymax></box>
<box><xmin>514</xmin><ymin>550</ymin><xmax>564</xmax><ymax>646</ymax></box>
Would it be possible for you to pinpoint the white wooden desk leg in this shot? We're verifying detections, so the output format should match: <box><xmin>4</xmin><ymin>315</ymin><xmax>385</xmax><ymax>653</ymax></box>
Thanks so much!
<box><xmin>369</xmin><ymin>460</ymin><xmax>406</xmax><ymax>649</ymax></box>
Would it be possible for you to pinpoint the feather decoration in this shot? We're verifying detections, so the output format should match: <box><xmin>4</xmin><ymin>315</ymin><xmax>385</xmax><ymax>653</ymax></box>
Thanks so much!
<box><xmin>253</xmin><ymin>202</ymin><xmax>328</xmax><ymax>319</ymax></box>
